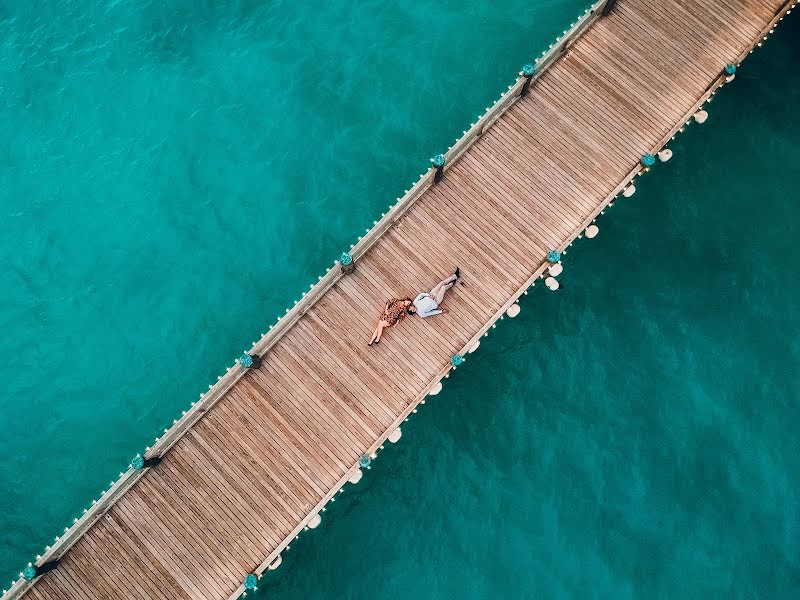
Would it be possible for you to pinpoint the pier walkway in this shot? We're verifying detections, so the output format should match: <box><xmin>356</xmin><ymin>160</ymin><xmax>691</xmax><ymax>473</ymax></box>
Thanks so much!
<box><xmin>7</xmin><ymin>0</ymin><xmax>793</xmax><ymax>598</ymax></box>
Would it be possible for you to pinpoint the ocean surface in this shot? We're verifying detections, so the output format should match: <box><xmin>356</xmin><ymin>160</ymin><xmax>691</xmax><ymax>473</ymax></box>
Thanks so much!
<box><xmin>1</xmin><ymin>0</ymin><xmax>798</xmax><ymax>598</ymax></box>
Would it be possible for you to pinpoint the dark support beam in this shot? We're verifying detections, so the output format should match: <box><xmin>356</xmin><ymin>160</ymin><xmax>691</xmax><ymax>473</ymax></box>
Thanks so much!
<box><xmin>602</xmin><ymin>0</ymin><xmax>618</xmax><ymax>16</ymax></box>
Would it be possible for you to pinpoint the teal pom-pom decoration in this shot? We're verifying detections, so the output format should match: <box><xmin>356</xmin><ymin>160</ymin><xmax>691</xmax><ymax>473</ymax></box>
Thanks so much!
<box><xmin>23</xmin><ymin>565</ymin><xmax>37</xmax><ymax>581</ymax></box>
<box><xmin>522</xmin><ymin>64</ymin><xmax>535</xmax><ymax>77</ymax></box>
<box><xmin>359</xmin><ymin>454</ymin><xmax>372</xmax><ymax>469</ymax></box>
<box><xmin>131</xmin><ymin>455</ymin><xmax>145</xmax><ymax>471</ymax></box>
<box><xmin>339</xmin><ymin>252</ymin><xmax>353</xmax><ymax>266</ymax></box>
<box><xmin>724</xmin><ymin>64</ymin><xmax>737</xmax><ymax>75</ymax></box>
<box><xmin>641</xmin><ymin>154</ymin><xmax>656</xmax><ymax>167</ymax></box>
<box><xmin>239</xmin><ymin>353</ymin><xmax>254</xmax><ymax>368</ymax></box>
<box><xmin>547</xmin><ymin>250</ymin><xmax>561</xmax><ymax>263</ymax></box>
<box><xmin>451</xmin><ymin>354</ymin><xmax>464</xmax><ymax>367</ymax></box>
<box><xmin>244</xmin><ymin>574</ymin><xmax>258</xmax><ymax>590</ymax></box>
<box><xmin>431</xmin><ymin>154</ymin><xmax>446</xmax><ymax>168</ymax></box>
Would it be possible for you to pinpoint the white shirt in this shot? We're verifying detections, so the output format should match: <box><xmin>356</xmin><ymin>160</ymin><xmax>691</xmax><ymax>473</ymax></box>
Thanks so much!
<box><xmin>413</xmin><ymin>293</ymin><xmax>441</xmax><ymax>318</ymax></box>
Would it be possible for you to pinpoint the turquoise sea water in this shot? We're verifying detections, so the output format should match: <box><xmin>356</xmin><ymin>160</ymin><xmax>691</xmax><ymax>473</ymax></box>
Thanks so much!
<box><xmin>1</xmin><ymin>1</ymin><xmax>798</xmax><ymax>598</ymax></box>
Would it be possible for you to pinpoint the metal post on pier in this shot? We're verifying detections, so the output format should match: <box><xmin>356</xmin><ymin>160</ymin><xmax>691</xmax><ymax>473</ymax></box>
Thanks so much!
<box><xmin>23</xmin><ymin>560</ymin><xmax>59</xmax><ymax>582</ymax></box>
<box><xmin>238</xmin><ymin>352</ymin><xmax>262</xmax><ymax>369</ymax></box>
<box><xmin>520</xmin><ymin>64</ymin><xmax>535</xmax><ymax>97</ymax></box>
<box><xmin>131</xmin><ymin>454</ymin><xmax>162</xmax><ymax>470</ymax></box>
<box><xmin>431</xmin><ymin>154</ymin><xmax>446</xmax><ymax>183</ymax></box>
<box><xmin>602</xmin><ymin>0</ymin><xmax>618</xmax><ymax>16</ymax></box>
<box><xmin>339</xmin><ymin>252</ymin><xmax>355</xmax><ymax>274</ymax></box>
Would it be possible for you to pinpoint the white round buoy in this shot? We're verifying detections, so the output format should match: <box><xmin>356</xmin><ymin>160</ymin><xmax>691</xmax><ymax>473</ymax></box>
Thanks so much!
<box><xmin>545</xmin><ymin>277</ymin><xmax>560</xmax><ymax>291</ymax></box>
<box><xmin>429</xmin><ymin>381</ymin><xmax>443</xmax><ymax>395</ymax></box>
<box><xmin>548</xmin><ymin>263</ymin><xmax>563</xmax><ymax>277</ymax></box>
<box><xmin>388</xmin><ymin>428</ymin><xmax>402</xmax><ymax>443</ymax></box>
<box><xmin>694</xmin><ymin>110</ymin><xmax>708</xmax><ymax>124</ymax></box>
<box><xmin>468</xmin><ymin>340</ymin><xmax>480</xmax><ymax>353</ymax></box>
<box><xmin>585</xmin><ymin>224</ymin><xmax>599</xmax><ymax>238</ymax></box>
<box><xmin>349</xmin><ymin>469</ymin><xmax>363</xmax><ymax>484</ymax></box>
<box><xmin>268</xmin><ymin>556</ymin><xmax>282</xmax><ymax>570</ymax></box>
<box><xmin>623</xmin><ymin>184</ymin><xmax>636</xmax><ymax>197</ymax></box>
<box><xmin>658</xmin><ymin>149</ymin><xmax>673</xmax><ymax>162</ymax></box>
<box><xmin>506</xmin><ymin>303</ymin><xmax>521</xmax><ymax>318</ymax></box>
<box><xmin>308</xmin><ymin>514</ymin><xmax>321</xmax><ymax>529</ymax></box>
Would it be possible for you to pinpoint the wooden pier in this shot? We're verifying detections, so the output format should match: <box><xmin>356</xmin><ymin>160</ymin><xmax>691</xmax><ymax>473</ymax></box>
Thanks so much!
<box><xmin>7</xmin><ymin>0</ymin><xmax>794</xmax><ymax>598</ymax></box>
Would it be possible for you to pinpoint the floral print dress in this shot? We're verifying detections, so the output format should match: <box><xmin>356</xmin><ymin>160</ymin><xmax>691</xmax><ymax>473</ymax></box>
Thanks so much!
<box><xmin>381</xmin><ymin>299</ymin><xmax>408</xmax><ymax>326</ymax></box>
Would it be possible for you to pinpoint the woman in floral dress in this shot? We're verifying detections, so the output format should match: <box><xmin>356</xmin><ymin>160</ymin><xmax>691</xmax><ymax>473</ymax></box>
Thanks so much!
<box><xmin>368</xmin><ymin>297</ymin><xmax>415</xmax><ymax>346</ymax></box>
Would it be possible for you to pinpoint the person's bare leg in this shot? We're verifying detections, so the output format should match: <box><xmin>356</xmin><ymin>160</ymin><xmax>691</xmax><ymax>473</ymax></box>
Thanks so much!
<box><xmin>428</xmin><ymin>277</ymin><xmax>450</xmax><ymax>298</ymax></box>
<box><xmin>369</xmin><ymin>324</ymin><xmax>380</xmax><ymax>344</ymax></box>
<box><xmin>374</xmin><ymin>321</ymin><xmax>389</xmax><ymax>342</ymax></box>
<box><xmin>430</xmin><ymin>274</ymin><xmax>457</xmax><ymax>304</ymax></box>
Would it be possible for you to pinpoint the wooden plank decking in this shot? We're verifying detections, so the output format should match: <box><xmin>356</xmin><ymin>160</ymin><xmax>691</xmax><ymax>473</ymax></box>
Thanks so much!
<box><xmin>8</xmin><ymin>0</ymin><xmax>794</xmax><ymax>598</ymax></box>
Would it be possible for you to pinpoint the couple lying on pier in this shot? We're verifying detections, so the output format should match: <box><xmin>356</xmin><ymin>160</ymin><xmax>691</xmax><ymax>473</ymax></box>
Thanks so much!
<box><xmin>368</xmin><ymin>267</ymin><xmax>461</xmax><ymax>346</ymax></box>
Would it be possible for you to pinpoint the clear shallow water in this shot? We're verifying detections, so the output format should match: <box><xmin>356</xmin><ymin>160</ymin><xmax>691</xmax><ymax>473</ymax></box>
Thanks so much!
<box><xmin>1</xmin><ymin>1</ymin><xmax>798</xmax><ymax>598</ymax></box>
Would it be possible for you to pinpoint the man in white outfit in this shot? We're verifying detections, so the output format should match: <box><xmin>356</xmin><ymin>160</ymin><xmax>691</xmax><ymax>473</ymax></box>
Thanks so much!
<box><xmin>413</xmin><ymin>268</ymin><xmax>460</xmax><ymax>318</ymax></box>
